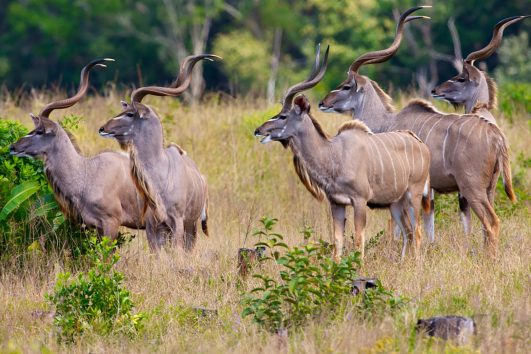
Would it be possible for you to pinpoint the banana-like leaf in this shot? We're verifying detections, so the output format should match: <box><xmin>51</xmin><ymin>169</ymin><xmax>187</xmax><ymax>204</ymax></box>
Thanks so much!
<box><xmin>0</xmin><ymin>181</ymin><xmax>40</xmax><ymax>221</ymax></box>
<box><xmin>32</xmin><ymin>196</ymin><xmax>59</xmax><ymax>219</ymax></box>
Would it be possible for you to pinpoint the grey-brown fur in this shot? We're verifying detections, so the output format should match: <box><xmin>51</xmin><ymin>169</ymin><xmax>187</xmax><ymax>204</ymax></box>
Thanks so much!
<box><xmin>432</xmin><ymin>16</ymin><xmax>529</xmax><ymax>121</ymax></box>
<box><xmin>10</xmin><ymin>91</ymin><xmax>144</xmax><ymax>239</ymax></box>
<box><xmin>255</xmin><ymin>46</ymin><xmax>431</xmax><ymax>261</ymax></box>
<box><xmin>319</xmin><ymin>11</ymin><xmax>517</xmax><ymax>256</ymax></box>
<box><xmin>99</xmin><ymin>55</ymin><xmax>216</xmax><ymax>250</ymax></box>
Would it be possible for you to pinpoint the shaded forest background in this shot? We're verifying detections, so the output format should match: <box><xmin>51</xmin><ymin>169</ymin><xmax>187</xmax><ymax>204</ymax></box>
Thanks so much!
<box><xmin>0</xmin><ymin>0</ymin><xmax>529</xmax><ymax>101</ymax></box>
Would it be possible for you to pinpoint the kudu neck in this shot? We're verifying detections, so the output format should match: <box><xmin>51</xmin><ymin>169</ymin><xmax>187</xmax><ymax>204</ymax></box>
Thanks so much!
<box><xmin>130</xmin><ymin>120</ymin><xmax>166</xmax><ymax>163</ymax></box>
<box><xmin>289</xmin><ymin>118</ymin><xmax>335</xmax><ymax>178</ymax></box>
<box><xmin>352</xmin><ymin>85</ymin><xmax>393</xmax><ymax>133</ymax></box>
<box><xmin>44</xmin><ymin>129</ymin><xmax>85</xmax><ymax>196</ymax></box>
<box><xmin>46</xmin><ymin>129</ymin><xmax>83</xmax><ymax>167</ymax></box>
<box><xmin>465</xmin><ymin>75</ymin><xmax>490</xmax><ymax>113</ymax></box>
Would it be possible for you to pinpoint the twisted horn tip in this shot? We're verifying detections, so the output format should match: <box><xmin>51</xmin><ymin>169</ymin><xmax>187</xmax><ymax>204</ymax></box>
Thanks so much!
<box><xmin>103</xmin><ymin>58</ymin><xmax>115</xmax><ymax>62</ymax></box>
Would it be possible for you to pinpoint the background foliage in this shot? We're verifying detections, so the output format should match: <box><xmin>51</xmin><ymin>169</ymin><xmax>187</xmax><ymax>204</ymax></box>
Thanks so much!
<box><xmin>0</xmin><ymin>0</ymin><xmax>529</xmax><ymax>99</ymax></box>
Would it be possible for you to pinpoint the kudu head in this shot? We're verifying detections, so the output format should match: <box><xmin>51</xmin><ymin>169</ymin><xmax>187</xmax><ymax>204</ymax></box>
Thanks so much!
<box><xmin>254</xmin><ymin>44</ymin><xmax>329</xmax><ymax>146</ymax></box>
<box><xmin>319</xmin><ymin>6</ymin><xmax>430</xmax><ymax>114</ymax></box>
<box><xmin>99</xmin><ymin>54</ymin><xmax>220</xmax><ymax>147</ymax></box>
<box><xmin>10</xmin><ymin>58</ymin><xmax>113</xmax><ymax>158</ymax></box>
<box><xmin>432</xmin><ymin>15</ymin><xmax>529</xmax><ymax>110</ymax></box>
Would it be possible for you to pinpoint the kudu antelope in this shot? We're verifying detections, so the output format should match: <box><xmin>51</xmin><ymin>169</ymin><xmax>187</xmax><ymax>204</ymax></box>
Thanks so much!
<box><xmin>99</xmin><ymin>55</ymin><xmax>218</xmax><ymax>251</ymax></box>
<box><xmin>255</xmin><ymin>45</ymin><xmax>431</xmax><ymax>261</ymax></box>
<box><xmin>432</xmin><ymin>15</ymin><xmax>530</xmax><ymax>122</ymax></box>
<box><xmin>319</xmin><ymin>8</ymin><xmax>516</xmax><ymax>256</ymax></box>
<box><xmin>10</xmin><ymin>59</ymin><xmax>145</xmax><ymax>239</ymax></box>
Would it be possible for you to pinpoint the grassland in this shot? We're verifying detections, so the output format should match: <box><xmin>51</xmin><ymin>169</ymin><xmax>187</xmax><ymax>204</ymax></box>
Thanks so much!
<box><xmin>0</xmin><ymin>91</ymin><xmax>529</xmax><ymax>353</ymax></box>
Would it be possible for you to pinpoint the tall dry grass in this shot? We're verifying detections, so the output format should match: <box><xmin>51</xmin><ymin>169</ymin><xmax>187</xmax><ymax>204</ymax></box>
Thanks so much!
<box><xmin>0</xmin><ymin>90</ymin><xmax>529</xmax><ymax>353</ymax></box>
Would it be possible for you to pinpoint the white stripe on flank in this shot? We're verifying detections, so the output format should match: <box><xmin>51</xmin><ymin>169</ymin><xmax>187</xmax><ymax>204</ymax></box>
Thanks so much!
<box><xmin>416</xmin><ymin>115</ymin><xmax>436</xmax><ymax>139</ymax></box>
<box><xmin>397</xmin><ymin>133</ymin><xmax>411</xmax><ymax>180</ymax></box>
<box><xmin>423</xmin><ymin>116</ymin><xmax>444</xmax><ymax>145</ymax></box>
<box><xmin>368</xmin><ymin>138</ymin><xmax>385</xmax><ymax>185</ymax></box>
<box><xmin>452</xmin><ymin>117</ymin><xmax>470</xmax><ymax>161</ymax></box>
<box><xmin>442</xmin><ymin>119</ymin><xmax>461</xmax><ymax>170</ymax></box>
<box><xmin>375</xmin><ymin>135</ymin><xmax>397</xmax><ymax>192</ymax></box>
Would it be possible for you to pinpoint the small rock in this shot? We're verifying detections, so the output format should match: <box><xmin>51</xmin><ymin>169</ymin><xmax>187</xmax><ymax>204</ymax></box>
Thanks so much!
<box><xmin>237</xmin><ymin>247</ymin><xmax>266</xmax><ymax>277</ymax></box>
<box><xmin>416</xmin><ymin>316</ymin><xmax>476</xmax><ymax>344</ymax></box>
<box><xmin>192</xmin><ymin>307</ymin><xmax>218</xmax><ymax>318</ymax></box>
<box><xmin>31</xmin><ymin>310</ymin><xmax>54</xmax><ymax>321</ymax></box>
<box><xmin>352</xmin><ymin>277</ymin><xmax>378</xmax><ymax>296</ymax></box>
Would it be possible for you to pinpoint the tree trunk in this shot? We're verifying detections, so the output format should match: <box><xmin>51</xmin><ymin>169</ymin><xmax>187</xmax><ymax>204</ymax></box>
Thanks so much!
<box><xmin>267</xmin><ymin>28</ymin><xmax>283</xmax><ymax>103</ymax></box>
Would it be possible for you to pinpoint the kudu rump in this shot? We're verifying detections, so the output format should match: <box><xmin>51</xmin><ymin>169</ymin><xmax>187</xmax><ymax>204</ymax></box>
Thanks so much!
<box><xmin>255</xmin><ymin>45</ymin><xmax>431</xmax><ymax>260</ymax></box>
<box><xmin>319</xmin><ymin>7</ymin><xmax>516</xmax><ymax>256</ymax></box>
<box><xmin>99</xmin><ymin>55</ymin><xmax>219</xmax><ymax>251</ymax></box>
<box><xmin>10</xmin><ymin>59</ymin><xmax>145</xmax><ymax>239</ymax></box>
<box><xmin>432</xmin><ymin>15</ymin><xmax>530</xmax><ymax>122</ymax></box>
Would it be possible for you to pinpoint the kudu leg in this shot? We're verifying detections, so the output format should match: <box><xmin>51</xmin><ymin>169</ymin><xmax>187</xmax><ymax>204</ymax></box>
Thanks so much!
<box><xmin>184</xmin><ymin>221</ymin><xmax>198</xmax><ymax>251</ymax></box>
<box><xmin>467</xmin><ymin>195</ymin><xmax>500</xmax><ymax>257</ymax></box>
<box><xmin>459</xmin><ymin>194</ymin><xmax>472</xmax><ymax>235</ymax></box>
<box><xmin>168</xmin><ymin>216</ymin><xmax>186</xmax><ymax>250</ymax></box>
<box><xmin>330</xmin><ymin>203</ymin><xmax>346</xmax><ymax>262</ymax></box>
<box><xmin>390</xmin><ymin>202</ymin><xmax>409</xmax><ymax>261</ymax></box>
<box><xmin>352</xmin><ymin>200</ymin><xmax>367</xmax><ymax>260</ymax></box>
<box><xmin>146</xmin><ymin>219</ymin><xmax>165</xmax><ymax>251</ymax></box>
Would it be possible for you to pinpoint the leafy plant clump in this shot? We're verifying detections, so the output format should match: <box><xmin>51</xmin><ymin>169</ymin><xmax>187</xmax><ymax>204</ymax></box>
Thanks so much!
<box><xmin>242</xmin><ymin>217</ymin><xmax>361</xmax><ymax>333</ymax></box>
<box><xmin>46</xmin><ymin>237</ymin><xmax>144</xmax><ymax>342</ymax></box>
<box><xmin>0</xmin><ymin>117</ymin><xmax>91</xmax><ymax>261</ymax></box>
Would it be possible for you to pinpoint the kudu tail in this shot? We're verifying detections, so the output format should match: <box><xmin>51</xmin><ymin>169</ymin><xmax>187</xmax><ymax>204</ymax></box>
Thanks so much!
<box><xmin>201</xmin><ymin>196</ymin><xmax>209</xmax><ymax>237</ymax></box>
<box><xmin>497</xmin><ymin>130</ymin><xmax>517</xmax><ymax>203</ymax></box>
<box><xmin>421</xmin><ymin>178</ymin><xmax>435</xmax><ymax>243</ymax></box>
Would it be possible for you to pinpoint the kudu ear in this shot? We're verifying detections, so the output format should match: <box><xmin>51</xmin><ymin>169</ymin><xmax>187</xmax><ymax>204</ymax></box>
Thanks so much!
<box><xmin>30</xmin><ymin>113</ymin><xmax>41</xmax><ymax>128</ymax></box>
<box><xmin>121</xmin><ymin>100</ymin><xmax>130</xmax><ymax>110</ymax></box>
<box><xmin>462</xmin><ymin>62</ymin><xmax>481</xmax><ymax>83</ymax></box>
<box><xmin>293</xmin><ymin>95</ymin><xmax>311</xmax><ymax>114</ymax></box>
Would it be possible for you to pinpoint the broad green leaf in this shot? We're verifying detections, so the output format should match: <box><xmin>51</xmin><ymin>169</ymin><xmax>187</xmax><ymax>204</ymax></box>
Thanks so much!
<box><xmin>0</xmin><ymin>181</ymin><xmax>40</xmax><ymax>221</ymax></box>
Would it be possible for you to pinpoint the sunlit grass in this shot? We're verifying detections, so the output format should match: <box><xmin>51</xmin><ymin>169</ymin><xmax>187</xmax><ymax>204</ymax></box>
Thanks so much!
<box><xmin>0</xmin><ymin>91</ymin><xmax>529</xmax><ymax>353</ymax></box>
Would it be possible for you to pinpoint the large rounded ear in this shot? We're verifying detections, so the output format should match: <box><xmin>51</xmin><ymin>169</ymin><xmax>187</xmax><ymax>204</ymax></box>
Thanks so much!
<box><xmin>121</xmin><ymin>100</ymin><xmax>130</xmax><ymax>110</ymax></box>
<box><xmin>293</xmin><ymin>95</ymin><xmax>311</xmax><ymax>114</ymax></box>
<box><xmin>462</xmin><ymin>62</ymin><xmax>482</xmax><ymax>83</ymax></box>
<box><xmin>30</xmin><ymin>113</ymin><xmax>41</xmax><ymax>128</ymax></box>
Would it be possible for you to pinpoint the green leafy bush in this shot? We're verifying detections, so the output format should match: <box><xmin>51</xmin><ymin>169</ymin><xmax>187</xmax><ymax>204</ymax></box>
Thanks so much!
<box><xmin>0</xmin><ymin>118</ymin><xmax>92</xmax><ymax>261</ymax></box>
<box><xmin>242</xmin><ymin>217</ymin><xmax>361</xmax><ymax>332</ymax></box>
<box><xmin>46</xmin><ymin>237</ymin><xmax>144</xmax><ymax>342</ymax></box>
<box><xmin>498</xmin><ymin>82</ymin><xmax>531</xmax><ymax>120</ymax></box>
<box><xmin>242</xmin><ymin>218</ymin><xmax>407</xmax><ymax>333</ymax></box>
<box><xmin>352</xmin><ymin>279</ymin><xmax>407</xmax><ymax>320</ymax></box>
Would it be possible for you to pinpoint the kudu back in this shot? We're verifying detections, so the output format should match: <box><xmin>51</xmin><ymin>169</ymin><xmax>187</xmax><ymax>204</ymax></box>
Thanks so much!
<box><xmin>99</xmin><ymin>55</ymin><xmax>219</xmax><ymax>251</ymax></box>
<box><xmin>318</xmin><ymin>6</ymin><xmax>516</xmax><ymax>257</ymax></box>
<box><xmin>10</xmin><ymin>59</ymin><xmax>145</xmax><ymax>239</ymax></box>
<box><xmin>255</xmin><ymin>45</ymin><xmax>431</xmax><ymax>261</ymax></box>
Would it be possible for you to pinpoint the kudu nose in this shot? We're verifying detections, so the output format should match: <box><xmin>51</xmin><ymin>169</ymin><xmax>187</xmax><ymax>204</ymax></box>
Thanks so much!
<box><xmin>99</xmin><ymin>127</ymin><xmax>105</xmax><ymax>134</ymax></box>
<box><xmin>254</xmin><ymin>128</ymin><xmax>260</xmax><ymax>136</ymax></box>
<box><xmin>431</xmin><ymin>89</ymin><xmax>437</xmax><ymax>95</ymax></box>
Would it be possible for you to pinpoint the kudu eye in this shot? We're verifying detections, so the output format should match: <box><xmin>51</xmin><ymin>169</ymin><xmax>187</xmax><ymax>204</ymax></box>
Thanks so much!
<box><xmin>279</xmin><ymin>114</ymin><xmax>287</xmax><ymax>120</ymax></box>
<box><xmin>126</xmin><ymin>112</ymin><xmax>134</xmax><ymax>118</ymax></box>
<box><xmin>35</xmin><ymin>130</ymin><xmax>44</xmax><ymax>135</ymax></box>
<box><xmin>457</xmin><ymin>77</ymin><xmax>466</xmax><ymax>83</ymax></box>
<box><xmin>342</xmin><ymin>85</ymin><xmax>351</xmax><ymax>91</ymax></box>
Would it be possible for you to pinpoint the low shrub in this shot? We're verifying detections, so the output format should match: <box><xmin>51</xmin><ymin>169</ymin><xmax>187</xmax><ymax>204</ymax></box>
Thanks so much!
<box><xmin>242</xmin><ymin>217</ymin><xmax>406</xmax><ymax>333</ymax></box>
<box><xmin>46</xmin><ymin>237</ymin><xmax>144</xmax><ymax>342</ymax></box>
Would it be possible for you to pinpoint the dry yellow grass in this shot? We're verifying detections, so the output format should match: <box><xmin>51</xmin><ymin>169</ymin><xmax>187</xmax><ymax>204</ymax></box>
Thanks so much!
<box><xmin>0</xmin><ymin>91</ymin><xmax>529</xmax><ymax>353</ymax></box>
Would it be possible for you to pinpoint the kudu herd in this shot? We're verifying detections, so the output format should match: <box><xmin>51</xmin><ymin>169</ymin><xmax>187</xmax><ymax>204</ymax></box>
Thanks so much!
<box><xmin>255</xmin><ymin>45</ymin><xmax>431</xmax><ymax>260</ymax></box>
<box><xmin>8</xmin><ymin>6</ymin><xmax>528</xmax><ymax>261</ymax></box>
<box><xmin>319</xmin><ymin>7</ymin><xmax>520</xmax><ymax>255</ymax></box>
